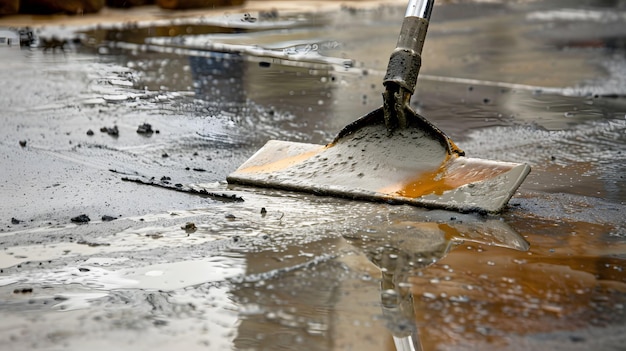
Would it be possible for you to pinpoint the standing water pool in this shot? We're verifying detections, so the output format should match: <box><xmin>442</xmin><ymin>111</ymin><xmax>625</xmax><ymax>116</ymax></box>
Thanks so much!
<box><xmin>0</xmin><ymin>1</ymin><xmax>625</xmax><ymax>350</ymax></box>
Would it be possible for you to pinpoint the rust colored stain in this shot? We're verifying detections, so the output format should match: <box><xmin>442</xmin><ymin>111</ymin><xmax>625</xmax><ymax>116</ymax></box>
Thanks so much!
<box><xmin>237</xmin><ymin>147</ymin><xmax>325</xmax><ymax>174</ymax></box>
<box><xmin>381</xmin><ymin>155</ymin><xmax>514</xmax><ymax>197</ymax></box>
<box><xmin>409</xmin><ymin>218</ymin><xmax>626</xmax><ymax>350</ymax></box>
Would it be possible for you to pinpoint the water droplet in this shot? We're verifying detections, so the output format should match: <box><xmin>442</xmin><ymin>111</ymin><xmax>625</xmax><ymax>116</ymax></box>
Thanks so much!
<box><xmin>450</xmin><ymin>295</ymin><xmax>469</xmax><ymax>303</ymax></box>
<box><xmin>502</xmin><ymin>277</ymin><xmax>515</xmax><ymax>283</ymax></box>
<box><xmin>306</xmin><ymin>321</ymin><xmax>328</xmax><ymax>335</ymax></box>
<box><xmin>422</xmin><ymin>292</ymin><xmax>436</xmax><ymax>299</ymax></box>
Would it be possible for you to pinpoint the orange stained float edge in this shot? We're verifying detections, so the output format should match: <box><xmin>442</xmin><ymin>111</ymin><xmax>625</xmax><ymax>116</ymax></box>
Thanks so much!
<box><xmin>379</xmin><ymin>154</ymin><xmax>514</xmax><ymax>198</ymax></box>
<box><xmin>235</xmin><ymin>142</ymin><xmax>515</xmax><ymax>200</ymax></box>
<box><xmin>237</xmin><ymin>146</ymin><xmax>326</xmax><ymax>174</ymax></box>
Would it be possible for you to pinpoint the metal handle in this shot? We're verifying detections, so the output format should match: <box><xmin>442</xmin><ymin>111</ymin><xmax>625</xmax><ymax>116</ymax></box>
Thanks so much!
<box><xmin>405</xmin><ymin>0</ymin><xmax>433</xmax><ymax>19</ymax></box>
<box><xmin>384</xmin><ymin>0</ymin><xmax>433</xmax><ymax>94</ymax></box>
<box><xmin>383</xmin><ymin>0</ymin><xmax>435</xmax><ymax>131</ymax></box>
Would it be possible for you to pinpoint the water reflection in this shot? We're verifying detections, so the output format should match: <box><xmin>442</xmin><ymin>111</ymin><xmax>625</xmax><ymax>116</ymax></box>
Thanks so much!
<box><xmin>227</xmin><ymin>208</ymin><xmax>529</xmax><ymax>351</ymax></box>
<box><xmin>402</xmin><ymin>193</ymin><xmax>626</xmax><ymax>350</ymax></box>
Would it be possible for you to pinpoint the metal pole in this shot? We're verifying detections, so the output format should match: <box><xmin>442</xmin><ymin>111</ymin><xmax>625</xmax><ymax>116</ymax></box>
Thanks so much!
<box><xmin>405</xmin><ymin>0</ymin><xmax>434</xmax><ymax>19</ymax></box>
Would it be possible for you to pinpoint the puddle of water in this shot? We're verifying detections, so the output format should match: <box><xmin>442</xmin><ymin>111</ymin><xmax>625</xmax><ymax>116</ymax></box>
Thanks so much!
<box><xmin>410</xmin><ymin>211</ymin><xmax>626</xmax><ymax>350</ymax></box>
<box><xmin>0</xmin><ymin>0</ymin><xmax>625</xmax><ymax>350</ymax></box>
<box><xmin>0</xmin><ymin>180</ymin><xmax>536</xmax><ymax>349</ymax></box>
<box><xmin>0</xmin><ymin>186</ymin><xmax>624</xmax><ymax>350</ymax></box>
<box><xmin>19</xmin><ymin>255</ymin><xmax>244</xmax><ymax>291</ymax></box>
<box><xmin>0</xmin><ymin>220</ymin><xmax>232</xmax><ymax>269</ymax></box>
<box><xmin>122</xmin><ymin>256</ymin><xmax>245</xmax><ymax>290</ymax></box>
<box><xmin>52</xmin><ymin>291</ymin><xmax>110</xmax><ymax>311</ymax></box>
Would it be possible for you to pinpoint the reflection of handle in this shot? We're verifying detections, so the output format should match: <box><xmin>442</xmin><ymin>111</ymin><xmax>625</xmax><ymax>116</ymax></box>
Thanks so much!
<box><xmin>380</xmin><ymin>271</ymin><xmax>422</xmax><ymax>351</ymax></box>
<box><xmin>383</xmin><ymin>0</ymin><xmax>434</xmax><ymax>94</ymax></box>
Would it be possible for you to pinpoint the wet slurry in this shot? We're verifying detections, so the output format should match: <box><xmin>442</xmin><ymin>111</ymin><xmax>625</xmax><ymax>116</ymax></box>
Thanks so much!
<box><xmin>0</xmin><ymin>1</ymin><xmax>625</xmax><ymax>350</ymax></box>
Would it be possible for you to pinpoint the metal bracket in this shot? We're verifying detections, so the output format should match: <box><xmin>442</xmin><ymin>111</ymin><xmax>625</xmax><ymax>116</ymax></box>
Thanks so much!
<box><xmin>382</xmin><ymin>14</ymin><xmax>430</xmax><ymax>133</ymax></box>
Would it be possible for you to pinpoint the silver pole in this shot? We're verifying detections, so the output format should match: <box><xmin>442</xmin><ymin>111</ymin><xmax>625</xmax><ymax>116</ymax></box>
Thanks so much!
<box><xmin>405</xmin><ymin>0</ymin><xmax>434</xmax><ymax>19</ymax></box>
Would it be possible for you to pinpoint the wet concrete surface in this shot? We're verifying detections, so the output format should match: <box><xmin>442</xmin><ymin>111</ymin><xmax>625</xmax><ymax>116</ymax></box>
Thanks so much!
<box><xmin>0</xmin><ymin>0</ymin><xmax>625</xmax><ymax>350</ymax></box>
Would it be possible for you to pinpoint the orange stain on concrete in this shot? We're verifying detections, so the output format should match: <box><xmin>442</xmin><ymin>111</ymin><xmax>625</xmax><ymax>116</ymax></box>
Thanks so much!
<box><xmin>380</xmin><ymin>155</ymin><xmax>514</xmax><ymax>197</ymax></box>
<box><xmin>238</xmin><ymin>147</ymin><xmax>325</xmax><ymax>174</ymax></box>
<box><xmin>409</xmin><ymin>218</ymin><xmax>626</xmax><ymax>350</ymax></box>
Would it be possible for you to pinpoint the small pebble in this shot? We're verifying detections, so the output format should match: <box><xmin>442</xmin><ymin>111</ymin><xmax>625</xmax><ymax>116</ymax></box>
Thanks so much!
<box><xmin>13</xmin><ymin>288</ymin><xmax>33</xmax><ymax>294</ymax></box>
<box><xmin>100</xmin><ymin>126</ymin><xmax>119</xmax><ymax>136</ymax></box>
<box><xmin>182</xmin><ymin>222</ymin><xmax>197</xmax><ymax>233</ymax></box>
<box><xmin>136</xmin><ymin>123</ymin><xmax>154</xmax><ymax>134</ymax></box>
<box><xmin>71</xmin><ymin>214</ymin><xmax>90</xmax><ymax>223</ymax></box>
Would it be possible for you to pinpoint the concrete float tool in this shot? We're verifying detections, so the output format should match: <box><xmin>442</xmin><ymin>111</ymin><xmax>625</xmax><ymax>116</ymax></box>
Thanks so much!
<box><xmin>228</xmin><ymin>0</ymin><xmax>530</xmax><ymax>213</ymax></box>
